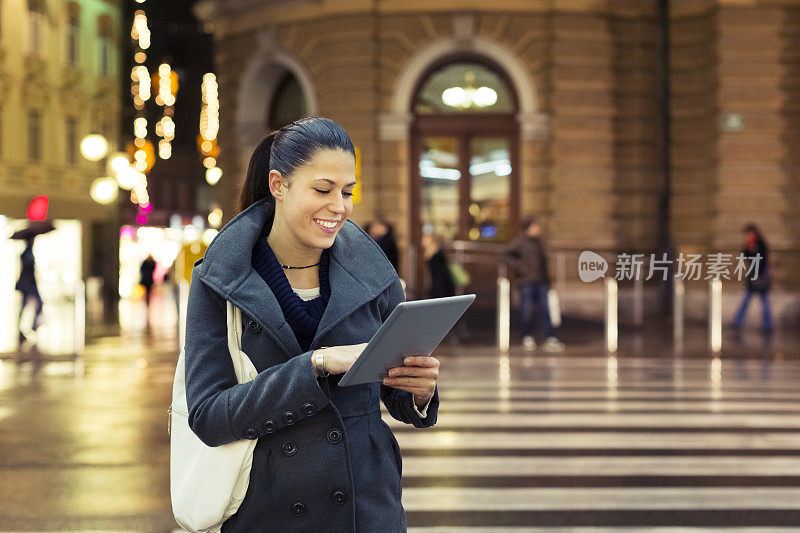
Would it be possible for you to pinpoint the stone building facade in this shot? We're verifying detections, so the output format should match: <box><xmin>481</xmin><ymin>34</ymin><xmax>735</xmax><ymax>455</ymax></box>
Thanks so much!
<box><xmin>195</xmin><ymin>0</ymin><xmax>800</xmax><ymax>325</ymax></box>
<box><xmin>0</xmin><ymin>0</ymin><xmax>121</xmax><ymax>289</ymax></box>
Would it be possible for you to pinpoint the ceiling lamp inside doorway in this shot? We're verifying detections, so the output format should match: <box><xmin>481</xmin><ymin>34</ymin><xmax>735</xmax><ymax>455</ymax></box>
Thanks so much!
<box><xmin>442</xmin><ymin>72</ymin><xmax>497</xmax><ymax>109</ymax></box>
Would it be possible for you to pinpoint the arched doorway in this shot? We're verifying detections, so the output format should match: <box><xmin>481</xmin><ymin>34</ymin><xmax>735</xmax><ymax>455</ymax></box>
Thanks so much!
<box><xmin>267</xmin><ymin>71</ymin><xmax>308</xmax><ymax>130</ymax></box>
<box><xmin>410</xmin><ymin>58</ymin><xmax>520</xmax><ymax>297</ymax></box>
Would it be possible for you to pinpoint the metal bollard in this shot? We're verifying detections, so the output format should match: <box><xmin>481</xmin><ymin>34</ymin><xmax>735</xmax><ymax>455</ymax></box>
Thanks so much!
<box><xmin>605</xmin><ymin>277</ymin><xmax>618</xmax><ymax>353</ymax></box>
<box><xmin>709</xmin><ymin>279</ymin><xmax>722</xmax><ymax>353</ymax></box>
<box><xmin>673</xmin><ymin>277</ymin><xmax>685</xmax><ymax>352</ymax></box>
<box><xmin>633</xmin><ymin>274</ymin><xmax>644</xmax><ymax>328</ymax></box>
<box><xmin>497</xmin><ymin>277</ymin><xmax>510</xmax><ymax>353</ymax></box>
<box><xmin>74</xmin><ymin>280</ymin><xmax>85</xmax><ymax>357</ymax></box>
<box><xmin>556</xmin><ymin>252</ymin><xmax>567</xmax><ymax>297</ymax></box>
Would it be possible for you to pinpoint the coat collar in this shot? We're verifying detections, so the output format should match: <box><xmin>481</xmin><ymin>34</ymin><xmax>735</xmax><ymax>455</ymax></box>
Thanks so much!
<box><xmin>196</xmin><ymin>198</ymin><xmax>397</xmax><ymax>358</ymax></box>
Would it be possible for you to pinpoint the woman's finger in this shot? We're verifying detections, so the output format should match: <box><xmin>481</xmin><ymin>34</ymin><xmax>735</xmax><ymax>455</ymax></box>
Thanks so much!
<box><xmin>387</xmin><ymin>366</ymin><xmax>438</xmax><ymax>378</ymax></box>
<box><xmin>402</xmin><ymin>356</ymin><xmax>439</xmax><ymax>367</ymax></box>
<box><xmin>383</xmin><ymin>376</ymin><xmax>436</xmax><ymax>388</ymax></box>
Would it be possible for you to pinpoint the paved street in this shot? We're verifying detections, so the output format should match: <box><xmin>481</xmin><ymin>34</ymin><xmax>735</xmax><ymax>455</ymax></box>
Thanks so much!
<box><xmin>2</xmin><ymin>293</ymin><xmax>800</xmax><ymax>531</ymax></box>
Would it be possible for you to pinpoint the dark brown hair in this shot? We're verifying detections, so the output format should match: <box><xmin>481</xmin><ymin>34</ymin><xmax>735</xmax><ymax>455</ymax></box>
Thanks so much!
<box><xmin>239</xmin><ymin>116</ymin><xmax>355</xmax><ymax>212</ymax></box>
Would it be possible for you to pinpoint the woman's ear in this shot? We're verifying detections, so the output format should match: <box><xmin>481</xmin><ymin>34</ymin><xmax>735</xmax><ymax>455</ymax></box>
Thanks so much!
<box><xmin>268</xmin><ymin>170</ymin><xmax>285</xmax><ymax>201</ymax></box>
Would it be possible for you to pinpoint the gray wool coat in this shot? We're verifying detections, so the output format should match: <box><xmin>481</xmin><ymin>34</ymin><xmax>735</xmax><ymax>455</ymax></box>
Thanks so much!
<box><xmin>184</xmin><ymin>198</ymin><xmax>439</xmax><ymax>532</ymax></box>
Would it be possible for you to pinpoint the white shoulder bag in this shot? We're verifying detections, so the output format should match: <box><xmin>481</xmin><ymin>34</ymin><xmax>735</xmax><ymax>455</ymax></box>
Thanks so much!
<box><xmin>169</xmin><ymin>302</ymin><xmax>258</xmax><ymax>533</ymax></box>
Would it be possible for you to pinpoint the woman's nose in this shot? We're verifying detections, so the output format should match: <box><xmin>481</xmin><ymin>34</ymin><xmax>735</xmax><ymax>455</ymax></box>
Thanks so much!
<box><xmin>329</xmin><ymin>194</ymin><xmax>346</xmax><ymax>213</ymax></box>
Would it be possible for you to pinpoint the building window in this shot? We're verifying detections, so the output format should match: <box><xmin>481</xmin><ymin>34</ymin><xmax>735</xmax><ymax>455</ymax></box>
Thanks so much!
<box><xmin>29</xmin><ymin>110</ymin><xmax>42</xmax><ymax>162</ymax></box>
<box><xmin>67</xmin><ymin>16</ymin><xmax>79</xmax><ymax>64</ymax></box>
<box><xmin>414</xmin><ymin>62</ymin><xmax>514</xmax><ymax>115</ymax></box>
<box><xmin>99</xmin><ymin>37</ymin><xmax>110</xmax><ymax>75</ymax></box>
<box><xmin>66</xmin><ymin>116</ymin><xmax>77</xmax><ymax>167</ymax></box>
<box><xmin>29</xmin><ymin>1</ymin><xmax>47</xmax><ymax>58</ymax></box>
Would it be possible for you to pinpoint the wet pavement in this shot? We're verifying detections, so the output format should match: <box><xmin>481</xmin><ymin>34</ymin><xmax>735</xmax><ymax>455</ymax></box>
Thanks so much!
<box><xmin>1</xmin><ymin>291</ymin><xmax>800</xmax><ymax>531</ymax></box>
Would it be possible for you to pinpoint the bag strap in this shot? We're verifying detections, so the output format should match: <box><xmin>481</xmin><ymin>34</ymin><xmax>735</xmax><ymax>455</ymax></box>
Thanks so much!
<box><xmin>226</xmin><ymin>302</ymin><xmax>256</xmax><ymax>384</ymax></box>
<box><xmin>226</xmin><ymin>302</ymin><xmax>242</xmax><ymax>353</ymax></box>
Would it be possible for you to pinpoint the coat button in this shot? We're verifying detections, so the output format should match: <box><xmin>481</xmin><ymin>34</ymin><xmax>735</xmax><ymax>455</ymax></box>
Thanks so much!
<box><xmin>283</xmin><ymin>411</ymin><xmax>296</xmax><ymax>425</ymax></box>
<box><xmin>263</xmin><ymin>420</ymin><xmax>276</xmax><ymax>433</ymax></box>
<box><xmin>302</xmin><ymin>402</ymin><xmax>316</xmax><ymax>416</ymax></box>
<box><xmin>331</xmin><ymin>489</ymin><xmax>347</xmax><ymax>505</ymax></box>
<box><xmin>282</xmin><ymin>441</ymin><xmax>298</xmax><ymax>457</ymax></box>
<box><xmin>290</xmin><ymin>501</ymin><xmax>306</xmax><ymax>516</ymax></box>
<box><xmin>327</xmin><ymin>428</ymin><xmax>342</xmax><ymax>444</ymax></box>
<box><xmin>247</xmin><ymin>320</ymin><xmax>261</xmax><ymax>333</ymax></box>
<box><xmin>244</xmin><ymin>427</ymin><xmax>258</xmax><ymax>439</ymax></box>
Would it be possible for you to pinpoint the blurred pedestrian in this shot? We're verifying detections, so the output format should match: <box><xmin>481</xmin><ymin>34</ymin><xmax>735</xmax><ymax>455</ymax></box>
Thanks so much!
<box><xmin>731</xmin><ymin>223</ymin><xmax>773</xmax><ymax>332</ymax></box>
<box><xmin>139</xmin><ymin>254</ymin><xmax>157</xmax><ymax>307</ymax></box>
<box><xmin>505</xmin><ymin>215</ymin><xmax>564</xmax><ymax>352</ymax></box>
<box><xmin>182</xmin><ymin>117</ymin><xmax>438</xmax><ymax>531</ymax></box>
<box><xmin>421</xmin><ymin>232</ymin><xmax>455</xmax><ymax>299</ymax></box>
<box><xmin>366</xmin><ymin>218</ymin><xmax>400</xmax><ymax>272</ymax></box>
<box><xmin>15</xmin><ymin>237</ymin><xmax>43</xmax><ymax>344</ymax></box>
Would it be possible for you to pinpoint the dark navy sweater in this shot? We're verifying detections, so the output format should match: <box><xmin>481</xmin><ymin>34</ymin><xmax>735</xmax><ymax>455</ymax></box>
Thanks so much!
<box><xmin>251</xmin><ymin>232</ymin><xmax>331</xmax><ymax>352</ymax></box>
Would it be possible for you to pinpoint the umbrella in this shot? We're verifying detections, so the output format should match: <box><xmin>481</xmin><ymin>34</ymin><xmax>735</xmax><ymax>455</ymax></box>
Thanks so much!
<box><xmin>10</xmin><ymin>220</ymin><xmax>55</xmax><ymax>240</ymax></box>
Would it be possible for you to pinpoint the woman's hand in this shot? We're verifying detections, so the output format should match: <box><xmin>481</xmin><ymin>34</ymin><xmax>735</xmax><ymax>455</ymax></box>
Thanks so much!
<box><xmin>382</xmin><ymin>356</ymin><xmax>440</xmax><ymax>408</ymax></box>
<box><xmin>312</xmin><ymin>343</ymin><xmax>368</xmax><ymax>376</ymax></box>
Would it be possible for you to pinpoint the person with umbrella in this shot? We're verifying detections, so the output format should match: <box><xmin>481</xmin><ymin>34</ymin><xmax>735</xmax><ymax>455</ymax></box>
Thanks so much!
<box><xmin>11</xmin><ymin>221</ymin><xmax>54</xmax><ymax>344</ymax></box>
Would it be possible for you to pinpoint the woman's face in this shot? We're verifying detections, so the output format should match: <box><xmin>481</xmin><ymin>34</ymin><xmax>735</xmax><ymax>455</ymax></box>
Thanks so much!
<box><xmin>271</xmin><ymin>148</ymin><xmax>356</xmax><ymax>252</ymax></box>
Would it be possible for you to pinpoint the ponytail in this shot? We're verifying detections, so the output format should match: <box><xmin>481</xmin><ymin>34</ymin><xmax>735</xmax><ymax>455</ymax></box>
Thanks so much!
<box><xmin>239</xmin><ymin>132</ymin><xmax>277</xmax><ymax>212</ymax></box>
<box><xmin>238</xmin><ymin>117</ymin><xmax>355</xmax><ymax>213</ymax></box>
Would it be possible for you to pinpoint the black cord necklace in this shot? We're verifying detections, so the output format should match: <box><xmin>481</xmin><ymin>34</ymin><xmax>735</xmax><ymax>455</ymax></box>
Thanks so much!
<box><xmin>279</xmin><ymin>261</ymin><xmax>320</xmax><ymax>270</ymax></box>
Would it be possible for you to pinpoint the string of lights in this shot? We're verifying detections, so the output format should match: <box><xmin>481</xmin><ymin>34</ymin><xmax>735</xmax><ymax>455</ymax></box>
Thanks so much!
<box><xmin>199</xmin><ymin>73</ymin><xmax>222</xmax><ymax>187</ymax></box>
<box><xmin>125</xmin><ymin>2</ymin><xmax>179</xmax><ymax>218</ymax></box>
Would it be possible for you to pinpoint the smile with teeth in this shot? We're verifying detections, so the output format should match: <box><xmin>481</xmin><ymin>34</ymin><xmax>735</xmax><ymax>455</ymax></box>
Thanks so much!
<box><xmin>314</xmin><ymin>219</ymin><xmax>339</xmax><ymax>229</ymax></box>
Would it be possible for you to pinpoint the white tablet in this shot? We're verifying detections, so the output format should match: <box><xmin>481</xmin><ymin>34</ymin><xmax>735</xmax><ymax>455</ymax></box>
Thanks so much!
<box><xmin>337</xmin><ymin>294</ymin><xmax>476</xmax><ymax>387</ymax></box>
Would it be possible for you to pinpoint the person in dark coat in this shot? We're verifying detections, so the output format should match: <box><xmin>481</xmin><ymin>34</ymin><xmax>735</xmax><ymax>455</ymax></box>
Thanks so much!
<box><xmin>139</xmin><ymin>254</ymin><xmax>157</xmax><ymax>307</ymax></box>
<box><xmin>421</xmin><ymin>232</ymin><xmax>455</xmax><ymax>299</ymax></box>
<box><xmin>505</xmin><ymin>216</ymin><xmax>564</xmax><ymax>352</ymax></box>
<box><xmin>15</xmin><ymin>237</ymin><xmax>43</xmax><ymax>342</ymax></box>
<box><xmin>731</xmin><ymin>223</ymin><xmax>773</xmax><ymax>332</ymax></box>
<box><xmin>366</xmin><ymin>219</ymin><xmax>400</xmax><ymax>272</ymax></box>
<box><xmin>183</xmin><ymin>117</ymin><xmax>440</xmax><ymax>532</ymax></box>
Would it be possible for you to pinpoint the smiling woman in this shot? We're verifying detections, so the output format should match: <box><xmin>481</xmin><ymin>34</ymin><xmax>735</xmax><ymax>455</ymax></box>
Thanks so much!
<box><xmin>180</xmin><ymin>117</ymin><xmax>441</xmax><ymax>532</ymax></box>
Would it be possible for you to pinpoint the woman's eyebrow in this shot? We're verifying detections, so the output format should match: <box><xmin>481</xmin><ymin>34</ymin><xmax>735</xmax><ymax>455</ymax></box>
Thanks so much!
<box><xmin>314</xmin><ymin>178</ymin><xmax>357</xmax><ymax>188</ymax></box>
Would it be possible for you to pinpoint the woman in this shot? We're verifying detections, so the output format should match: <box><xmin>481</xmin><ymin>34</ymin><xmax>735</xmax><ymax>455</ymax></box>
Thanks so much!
<box><xmin>421</xmin><ymin>232</ymin><xmax>455</xmax><ymax>299</ymax></box>
<box><xmin>184</xmin><ymin>117</ymin><xmax>440</xmax><ymax>531</ymax></box>
<box><xmin>365</xmin><ymin>219</ymin><xmax>400</xmax><ymax>272</ymax></box>
<box><xmin>16</xmin><ymin>237</ymin><xmax>44</xmax><ymax>343</ymax></box>
<box><xmin>731</xmin><ymin>223</ymin><xmax>773</xmax><ymax>332</ymax></box>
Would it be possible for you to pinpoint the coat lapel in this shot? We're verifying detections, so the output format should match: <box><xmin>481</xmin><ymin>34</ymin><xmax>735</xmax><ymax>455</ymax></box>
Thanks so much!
<box><xmin>228</xmin><ymin>269</ymin><xmax>303</xmax><ymax>358</ymax></box>
<box><xmin>197</xmin><ymin>199</ymin><xmax>301</xmax><ymax>359</ymax></box>
<box><xmin>311</xmin><ymin>221</ymin><xmax>397</xmax><ymax>347</ymax></box>
<box><xmin>312</xmin><ymin>256</ymin><xmax>375</xmax><ymax>346</ymax></box>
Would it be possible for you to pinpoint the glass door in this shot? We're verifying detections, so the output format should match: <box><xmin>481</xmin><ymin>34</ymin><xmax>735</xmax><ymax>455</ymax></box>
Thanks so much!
<box><xmin>468</xmin><ymin>137</ymin><xmax>512</xmax><ymax>242</ymax></box>
<box><xmin>419</xmin><ymin>136</ymin><xmax>461</xmax><ymax>240</ymax></box>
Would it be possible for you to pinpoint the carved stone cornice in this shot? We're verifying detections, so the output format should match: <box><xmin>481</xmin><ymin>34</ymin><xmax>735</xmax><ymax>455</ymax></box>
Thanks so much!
<box><xmin>61</xmin><ymin>66</ymin><xmax>83</xmax><ymax>90</ymax></box>
<box><xmin>59</xmin><ymin>67</ymin><xmax>87</xmax><ymax>110</ymax></box>
<box><xmin>23</xmin><ymin>56</ymin><xmax>51</xmax><ymax>105</ymax></box>
<box><xmin>93</xmin><ymin>76</ymin><xmax>118</xmax><ymax>104</ymax></box>
<box><xmin>24</xmin><ymin>56</ymin><xmax>47</xmax><ymax>81</ymax></box>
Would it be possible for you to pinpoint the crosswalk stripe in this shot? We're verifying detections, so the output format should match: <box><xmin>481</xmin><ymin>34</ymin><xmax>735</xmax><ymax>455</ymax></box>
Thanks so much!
<box><xmin>401</xmin><ymin>456</ymin><xmax>800</xmax><ymax>476</ymax></box>
<box><xmin>385</xmin><ymin>412</ymin><xmax>800</xmax><ymax>428</ymax></box>
<box><xmin>392</xmin><ymin>431</ymin><xmax>800</xmax><ymax>450</ymax></box>
<box><xmin>402</xmin><ymin>487</ymin><xmax>800</xmax><ymax>510</ymax></box>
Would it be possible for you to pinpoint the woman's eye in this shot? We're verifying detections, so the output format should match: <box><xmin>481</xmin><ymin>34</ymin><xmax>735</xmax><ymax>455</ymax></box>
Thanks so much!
<box><xmin>343</xmin><ymin>191</ymin><xmax>354</xmax><ymax>198</ymax></box>
<box><xmin>314</xmin><ymin>189</ymin><xmax>330</xmax><ymax>194</ymax></box>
